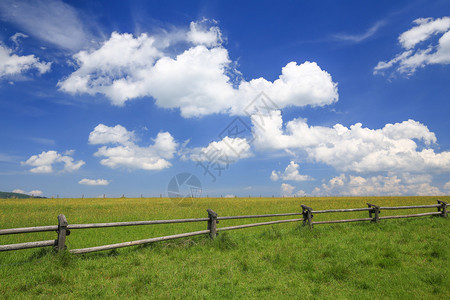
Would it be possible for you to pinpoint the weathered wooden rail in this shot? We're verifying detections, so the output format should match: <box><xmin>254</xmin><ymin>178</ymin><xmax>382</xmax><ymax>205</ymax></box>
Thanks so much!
<box><xmin>0</xmin><ymin>200</ymin><xmax>447</xmax><ymax>254</ymax></box>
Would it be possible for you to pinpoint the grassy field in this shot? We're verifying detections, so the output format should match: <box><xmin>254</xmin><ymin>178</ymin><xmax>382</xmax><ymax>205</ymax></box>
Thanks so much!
<box><xmin>0</xmin><ymin>196</ymin><xmax>449</xmax><ymax>299</ymax></box>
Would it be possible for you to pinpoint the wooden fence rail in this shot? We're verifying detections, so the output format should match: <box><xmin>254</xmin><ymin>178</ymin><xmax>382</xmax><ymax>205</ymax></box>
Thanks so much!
<box><xmin>0</xmin><ymin>200</ymin><xmax>447</xmax><ymax>254</ymax></box>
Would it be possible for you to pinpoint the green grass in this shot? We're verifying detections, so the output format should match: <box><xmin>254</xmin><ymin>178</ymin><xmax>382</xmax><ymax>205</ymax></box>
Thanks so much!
<box><xmin>0</xmin><ymin>196</ymin><xmax>449</xmax><ymax>299</ymax></box>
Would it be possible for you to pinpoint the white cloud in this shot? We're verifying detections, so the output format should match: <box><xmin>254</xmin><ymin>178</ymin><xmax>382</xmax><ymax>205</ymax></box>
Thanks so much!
<box><xmin>375</xmin><ymin>17</ymin><xmax>450</xmax><ymax>75</ymax></box>
<box><xmin>234</xmin><ymin>61</ymin><xmax>338</xmax><ymax>115</ymax></box>
<box><xmin>0</xmin><ymin>0</ymin><xmax>94</xmax><ymax>50</ymax></box>
<box><xmin>252</xmin><ymin>111</ymin><xmax>450</xmax><ymax>174</ymax></box>
<box><xmin>22</xmin><ymin>150</ymin><xmax>84</xmax><ymax>173</ymax></box>
<box><xmin>13</xmin><ymin>189</ymin><xmax>43</xmax><ymax>197</ymax></box>
<box><xmin>89</xmin><ymin>124</ymin><xmax>135</xmax><ymax>145</ymax></box>
<box><xmin>296</xmin><ymin>189</ymin><xmax>307</xmax><ymax>197</ymax></box>
<box><xmin>89</xmin><ymin>124</ymin><xmax>177</xmax><ymax>170</ymax></box>
<box><xmin>58</xmin><ymin>31</ymin><xmax>162</xmax><ymax>105</ymax></box>
<box><xmin>30</xmin><ymin>137</ymin><xmax>56</xmax><ymax>146</ymax></box>
<box><xmin>311</xmin><ymin>173</ymin><xmax>442</xmax><ymax>196</ymax></box>
<box><xmin>10</xmin><ymin>32</ymin><xmax>28</xmax><ymax>50</ymax></box>
<box><xmin>270</xmin><ymin>171</ymin><xmax>279</xmax><ymax>181</ymax></box>
<box><xmin>188</xmin><ymin>136</ymin><xmax>253</xmax><ymax>164</ymax></box>
<box><xmin>29</xmin><ymin>190</ymin><xmax>43</xmax><ymax>197</ymax></box>
<box><xmin>0</xmin><ymin>44</ymin><xmax>51</xmax><ymax>79</ymax></box>
<box><xmin>281</xmin><ymin>183</ymin><xmax>295</xmax><ymax>197</ymax></box>
<box><xmin>399</xmin><ymin>17</ymin><xmax>450</xmax><ymax>49</ymax></box>
<box><xmin>78</xmin><ymin>178</ymin><xmax>109</xmax><ymax>186</ymax></box>
<box><xmin>187</xmin><ymin>19</ymin><xmax>222</xmax><ymax>47</ymax></box>
<box><xmin>58</xmin><ymin>21</ymin><xmax>338</xmax><ymax>117</ymax></box>
<box><xmin>271</xmin><ymin>161</ymin><xmax>313</xmax><ymax>182</ymax></box>
<box><xmin>444</xmin><ymin>180</ymin><xmax>450</xmax><ymax>191</ymax></box>
<box><xmin>334</xmin><ymin>20</ymin><xmax>385</xmax><ymax>43</ymax></box>
<box><xmin>0</xmin><ymin>153</ymin><xmax>18</xmax><ymax>162</ymax></box>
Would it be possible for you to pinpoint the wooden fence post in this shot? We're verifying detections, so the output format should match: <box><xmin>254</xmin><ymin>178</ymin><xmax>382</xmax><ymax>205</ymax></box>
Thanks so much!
<box><xmin>301</xmin><ymin>205</ymin><xmax>313</xmax><ymax>229</ymax></box>
<box><xmin>207</xmin><ymin>209</ymin><xmax>218</xmax><ymax>239</ymax></box>
<box><xmin>437</xmin><ymin>200</ymin><xmax>447</xmax><ymax>218</ymax></box>
<box><xmin>367</xmin><ymin>203</ymin><xmax>380</xmax><ymax>223</ymax></box>
<box><xmin>55</xmin><ymin>214</ymin><xmax>70</xmax><ymax>252</ymax></box>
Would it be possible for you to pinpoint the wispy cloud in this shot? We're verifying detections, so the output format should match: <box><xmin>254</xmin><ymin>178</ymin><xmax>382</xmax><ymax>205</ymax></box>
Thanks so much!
<box><xmin>0</xmin><ymin>153</ymin><xmax>20</xmax><ymax>162</ymax></box>
<box><xmin>334</xmin><ymin>20</ymin><xmax>386</xmax><ymax>43</ymax></box>
<box><xmin>0</xmin><ymin>0</ymin><xmax>97</xmax><ymax>51</ymax></box>
<box><xmin>30</xmin><ymin>137</ymin><xmax>56</xmax><ymax>146</ymax></box>
<box><xmin>374</xmin><ymin>17</ymin><xmax>450</xmax><ymax>76</ymax></box>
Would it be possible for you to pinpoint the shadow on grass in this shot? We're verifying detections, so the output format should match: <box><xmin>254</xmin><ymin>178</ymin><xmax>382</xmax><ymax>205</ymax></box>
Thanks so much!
<box><xmin>1</xmin><ymin>247</ymin><xmax>58</xmax><ymax>268</ymax></box>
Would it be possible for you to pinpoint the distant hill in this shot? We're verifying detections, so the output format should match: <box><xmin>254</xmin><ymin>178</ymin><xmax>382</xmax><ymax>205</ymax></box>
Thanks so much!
<box><xmin>0</xmin><ymin>191</ymin><xmax>46</xmax><ymax>199</ymax></box>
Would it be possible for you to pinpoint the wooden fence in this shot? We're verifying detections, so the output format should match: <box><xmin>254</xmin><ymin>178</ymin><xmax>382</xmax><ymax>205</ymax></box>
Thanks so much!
<box><xmin>0</xmin><ymin>200</ymin><xmax>447</xmax><ymax>254</ymax></box>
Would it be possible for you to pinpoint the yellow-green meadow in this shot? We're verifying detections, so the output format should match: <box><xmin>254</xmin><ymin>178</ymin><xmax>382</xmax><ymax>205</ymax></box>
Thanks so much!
<box><xmin>1</xmin><ymin>196</ymin><xmax>449</xmax><ymax>298</ymax></box>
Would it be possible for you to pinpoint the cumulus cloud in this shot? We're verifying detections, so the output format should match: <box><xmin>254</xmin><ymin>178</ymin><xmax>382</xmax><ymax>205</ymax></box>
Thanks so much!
<box><xmin>444</xmin><ymin>180</ymin><xmax>450</xmax><ymax>191</ymax></box>
<box><xmin>58</xmin><ymin>20</ymin><xmax>338</xmax><ymax>117</ymax></box>
<box><xmin>187</xmin><ymin>19</ymin><xmax>222</xmax><ymax>47</ymax></box>
<box><xmin>311</xmin><ymin>173</ymin><xmax>442</xmax><ymax>196</ymax></box>
<box><xmin>0</xmin><ymin>43</ymin><xmax>51</xmax><ymax>79</ymax></box>
<box><xmin>13</xmin><ymin>189</ymin><xmax>43</xmax><ymax>197</ymax></box>
<box><xmin>88</xmin><ymin>124</ymin><xmax>135</xmax><ymax>145</ymax></box>
<box><xmin>188</xmin><ymin>136</ymin><xmax>253</xmax><ymax>164</ymax></box>
<box><xmin>270</xmin><ymin>161</ymin><xmax>313</xmax><ymax>182</ymax></box>
<box><xmin>12</xmin><ymin>189</ymin><xmax>26</xmax><ymax>194</ymax></box>
<box><xmin>0</xmin><ymin>0</ymin><xmax>94</xmax><ymax>50</ymax></box>
<box><xmin>22</xmin><ymin>150</ymin><xmax>85</xmax><ymax>173</ymax></box>
<box><xmin>78</xmin><ymin>178</ymin><xmax>109</xmax><ymax>186</ymax></box>
<box><xmin>89</xmin><ymin>124</ymin><xmax>177</xmax><ymax>170</ymax></box>
<box><xmin>28</xmin><ymin>190</ymin><xmax>43</xmax><ymax>197</ymax></box>
<box><xmin>281</xmin><ymin>183</ymin><xmax>295</xmax><ymax>197</ymax></box>
<box><xmin>252</xmin><ymin>111</ymin><xmax>449</xmax><ymax>174</ymax></box>
<box><xmin>374</xmin><ymin>17</ymin><xmax>450</xmax><ymax>75</ymax></box>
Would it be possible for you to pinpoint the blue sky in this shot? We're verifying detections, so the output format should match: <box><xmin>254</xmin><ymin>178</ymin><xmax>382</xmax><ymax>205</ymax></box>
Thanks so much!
<box><xmin>0</xmin><ymin>0</ymin><xmax>449</xmax><ymax>198</ymax></box>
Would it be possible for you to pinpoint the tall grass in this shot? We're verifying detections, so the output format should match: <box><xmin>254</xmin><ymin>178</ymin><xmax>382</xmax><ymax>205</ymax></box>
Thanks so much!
<box><xmin>0</xmin><ymin>196</ymin><xmax>449</xmax><ymax>298</ymax></box>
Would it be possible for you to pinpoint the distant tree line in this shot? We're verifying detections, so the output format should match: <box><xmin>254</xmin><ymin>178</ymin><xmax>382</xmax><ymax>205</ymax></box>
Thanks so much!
<box><xmin>0</xmin><ymin>191</ymin><xmax>46</xmax><ymax>199</ymax></box>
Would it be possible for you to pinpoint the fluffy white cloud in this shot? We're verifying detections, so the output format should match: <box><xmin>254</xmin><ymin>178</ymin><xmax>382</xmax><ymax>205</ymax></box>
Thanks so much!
<box><xmin>187</xmin><ymin>19</ymin><xmax>223</xmax><ymax>47</ymax></box>
<box><xmin>89</xmin><ymin>124</ymin><xmax>177</xmax><ymax>170</ymax></box>
<box><xmin>444</xmin><ymin>180</ymin><xmax>450</xmax><ymax>191</ymax></box>
<box><xmin>22</xmin><ymin>150</ymin><xmax>84</xmax><ymax>173</ymax></box>
<box><xmin>252</xmin><ymin>111</ymin><xmax>449</xmax><ymax>174</ymax></box>
<box><xmin>271</xmin><ymin>161</ymin><xmax>313</xmax><ymax>182</ymax></box>
<box><xmin>188</xmin><ymin>136</ymin><xmax>253</xmax><ymax>164</ymax></box>
<box><xmin>311</xmin><ymin>173</ymin><xmax>442</xmax><ymax>196</ymax></box>
<box><xmin>399</xmin><ymin>17</ymin><xmax>450</xmax><ymax>49</ymax></box>
<box><xmin>89</xmin><ymin>124</ymin><xmax>135</xmax><ymax>145</ymax></box>
<box><xmin>78</xmin><ymin>178</ymin><xmax>109</xmax><ymax>186</ymax></box>
<box><xmin>281</xmin><ymin>183</ymin><xmax>295</xmax><ymax>197</ymax></box>
<box><xmin>0</xmin><ymin>0</ymin><xmax>94</xmax><ymax>50</ymax></box>
<box><xmin>375</xmin><ymin>17</ymin><xmax>450</xmax><ymax>75</ymax></box>
<box><xmin>58</xmin><ymin>21</ymin><xmax>338</xmax><ymax>117</ymax></box>
<box><xmin>13</xmin><ymin>189</ymin><xmax>43</xmax><ymax>197</ymax></box>
<box><xmin>0</xmin><ymin>44</ymin><xmax>51</xmax><ymax>79</ymax></box>
<box><xmin>28</xmin><ymin>190</ymin><xmax>43</xmax><ymax>197</ymax></box>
